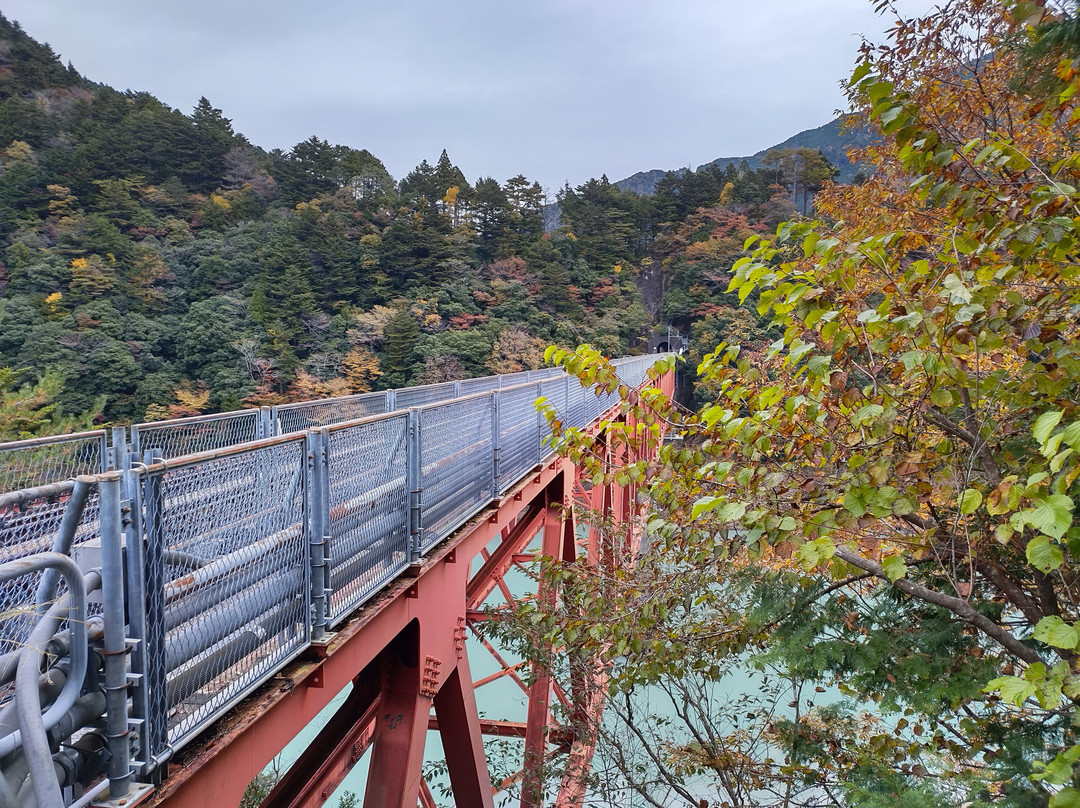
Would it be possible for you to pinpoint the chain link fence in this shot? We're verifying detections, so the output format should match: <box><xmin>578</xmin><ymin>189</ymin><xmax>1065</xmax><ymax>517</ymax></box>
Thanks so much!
<box><xmin>273</xmin><ymin>392</ymin><xmax>387</xmax><ymax>436</ymax></box>
<box><xmin>137</xmin><ymin>436</ymin><xmax>310</xmax><ymax>754</ymax></box>
<box><xmin>320</xmin><ymin>414</ymin><xmax>410</xmax><ymax>625</ymax></box>
<box><xmin>0</xmin><ymin>431</ymin><xmax>109</xmax><ymax>492</ymax></box>
<box><xmin>418</xmin><ymin>395</ymin><xmax>494</xmax><ymax>554</ymax></box>
<box><xmin>131</xmin><ymin>410</ymin><xmax>263</xmax><ymax>461</ymax></box>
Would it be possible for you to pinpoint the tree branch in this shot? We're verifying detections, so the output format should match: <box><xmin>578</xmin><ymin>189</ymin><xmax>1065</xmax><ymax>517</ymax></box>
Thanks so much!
<box><xmin>832</xmin><ymin>546</ymin><xmax>1040</xmax><ymax>664</ymax></box>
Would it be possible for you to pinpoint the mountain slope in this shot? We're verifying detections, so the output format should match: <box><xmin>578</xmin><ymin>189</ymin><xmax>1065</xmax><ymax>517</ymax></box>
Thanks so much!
<box><xmin>616</xmin><ymin>117</ymin><xmax>868</xmax><ymax>195</ymax></box>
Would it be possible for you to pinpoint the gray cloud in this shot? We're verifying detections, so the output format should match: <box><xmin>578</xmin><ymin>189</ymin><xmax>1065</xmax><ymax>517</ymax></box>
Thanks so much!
<box><xmin>3</xmin><ymin>0</ymin><xmax>934</xmax><ymax>195</ymax></box>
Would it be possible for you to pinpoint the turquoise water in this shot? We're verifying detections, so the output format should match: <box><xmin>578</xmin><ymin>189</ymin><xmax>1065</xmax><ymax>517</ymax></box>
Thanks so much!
<box><xmin>267</xmin><ymin>524</ymin><xmax>815</xmax><ymax>807</ymax></box>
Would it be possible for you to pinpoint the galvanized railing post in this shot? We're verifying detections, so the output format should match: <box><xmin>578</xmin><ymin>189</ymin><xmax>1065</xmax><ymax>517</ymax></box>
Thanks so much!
<box><xmin>307</xmin><ymin>430</ymin><xmax>329</xmax><ymax>640</ymax></box>
<box><xmin>110</xmin><ymin>426</ymin><xmax>126</xmax><ymax>471</ymax></box>
<box><xmin>122</xmin><ymin>462</ymin><xmax>153</xmax><ymax>778</ymax></box>
<box><xmin>259</xmin><ymin>406</ymin><xmax>274</xmax><ymax>438</ymax></box>
<box><xmin>130</xmin><ymin>424</ymin><xmax>142</xmax><ymax>459</ymax></box>
<box><xmin>99</xmin><ymin>473</ymin><xmax>133</xmax><ymax>799</ymax></box>
<box><xmin>491</xmin><ymin>390</ymin><xmax>501</xmax><ymax>498</ymax></box>
<box><xmin>453</xmin><ymin>380</ymin><xmax>462</xmax><ymax>398</ymax></box>
<box><xmin>407</xmin><ymin>408</ymin><xmax>422</xmax><ymax>562</ymax></box>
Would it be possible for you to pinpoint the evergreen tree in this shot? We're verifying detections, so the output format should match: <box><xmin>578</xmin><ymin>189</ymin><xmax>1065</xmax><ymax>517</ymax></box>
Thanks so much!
<box><xmin>380</xmin><ymin>306</ymin><xmax>420</xmax><ymax>387</ymax></box>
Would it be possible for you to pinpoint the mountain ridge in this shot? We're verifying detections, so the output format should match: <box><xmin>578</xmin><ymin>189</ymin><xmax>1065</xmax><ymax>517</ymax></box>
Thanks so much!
<box><xmin>615</xmin><ymin>117</ymin><xmax>867</xmax><ymax>196</ymax></box>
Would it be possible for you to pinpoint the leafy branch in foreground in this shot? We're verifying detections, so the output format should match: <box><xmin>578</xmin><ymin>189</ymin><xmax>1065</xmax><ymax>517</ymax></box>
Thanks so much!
<box><xmin>497</xmin><ymin>2</ymin><xmax>1080</xmax><ymax>805</ymax></box>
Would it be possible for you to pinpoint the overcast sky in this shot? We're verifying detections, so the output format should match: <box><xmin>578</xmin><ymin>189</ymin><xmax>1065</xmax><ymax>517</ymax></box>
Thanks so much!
<box><xmin>3</xmin><ymin>0</ymin><xmax>933</xmax><ymax>197</ymax></box>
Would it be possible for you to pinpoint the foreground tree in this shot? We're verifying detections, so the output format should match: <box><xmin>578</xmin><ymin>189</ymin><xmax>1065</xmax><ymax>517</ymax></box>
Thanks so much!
<box><xmin>505</xmin><ymin>2</ymin><xmax>1080</xmax><ymax>805</ymax></box>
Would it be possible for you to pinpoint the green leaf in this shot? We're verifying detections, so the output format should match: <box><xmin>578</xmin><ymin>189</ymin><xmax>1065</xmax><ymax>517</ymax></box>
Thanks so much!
<box><xmin>942</xmin><ymin>273</ymin><xmax>973</xmax><ymax>303</ymax></box>
<box><xmin>1052</xmin><ymin>788</ymin><xmax>1080</xmax><ymax>808</ymax></box>
<box><xmin>1063</xmin><ymin>421</ymin><xmax>1080</xmax><ymax>450</ymax></box>
<box><xmin>1026</xmin><ymin>495</ymin><xmax>1074</xmax><ymax>539</ymax></box>
<box><xmin>930</xmin><ymin>389</ymin><xmax>953</xmax><ymax>408</ymax></box>
<box><xmin>690</xmin><ymin>496</ymin><xmax>747</xmax><ymax>523</ymax></box>
<box><xmin>881</xmin><ymin>554</ymin><xmax>907</xmax><ymax>582</ymax></box>
<box><xmin>984</xmin><ymin>674</ymin><xmax>1036</xmax><ymax>705</ymax></box>
<box><xmin>1027</xmin><ymin>535</ymin><xmax>1065</xmax><ymax>572</ymax></box>
<box><xmin>853</xmin><ymin>404</ymin><xmax>884</xmax><ymax>425</ymax></box>
<box><xmin>1034</xmin><ymin>410</ymin><xmax>1065</xmax><ymax>447</ymax></box>
<box><xmin>778</xmin><ymin>516</ymin><xmax>796</xmax><ymax>532</ymax></box>
<box><xmin>1033</xmin><ymin>616</ymin><xmax>1080</xmax><ymax>651</ymax></box>
<box><xmin>955</xmin><ymin>303</ymin><xmax>985</xmax><ymax>323</ymax></box>
<box><xmin>959</xmin><ymin>488</ymin><xmax>982</xmax><ymax>515</ymax></box>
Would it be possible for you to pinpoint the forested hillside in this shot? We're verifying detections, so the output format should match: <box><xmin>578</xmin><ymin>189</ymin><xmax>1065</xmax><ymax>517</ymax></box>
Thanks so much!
<box><xmin>0</xmin><ymin>12</ymin><xmax>827</xmax><ymax>434</ymax></box>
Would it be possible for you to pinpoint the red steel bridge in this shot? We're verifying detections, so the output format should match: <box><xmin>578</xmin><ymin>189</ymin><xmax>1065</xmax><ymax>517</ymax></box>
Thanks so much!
<box><xmin>0</xmin><ymin>355</ymin><xmax>674</xmax><ymax>808</ymax></box>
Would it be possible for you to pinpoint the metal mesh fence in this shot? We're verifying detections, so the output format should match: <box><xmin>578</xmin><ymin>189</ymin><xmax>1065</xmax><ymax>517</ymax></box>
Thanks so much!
<box><xmin>395</xmin><ymin>381</ymin><xmax>457</xmax><ymax>410</ymax></box>
<box><xmin>566</xmin><ymin>377</ymin><xmax>587</xmax><ymax>429</ymax></box>
<box><xmin>0</xmin><ymin>482</ymin><xmax>100</xmax><ymax>708</ymax></box>
<box><xmin>140</xmin><ymin>437</ymin><xmax>309</xmax><ymax>752</ymax></box>
<box><xmin>498</xmin><ymin>384</ymin><xmax>542</xmax><ymax>494</ymax></box>
<box><xmin>499</xmin><ymin>371</ymin><xmax>531</xmax><ymax>388</ymax></box>
<box><xmin>538</xmin><ymin>376</ymin><xmax>568</xmax><ymax>456</ymax></box>
<box><xmin>458</xmin><ymin>376</ymin><xmax>501</xmax><ymax>396</ymax></box>
<box><xmin>419</xmin><ymin>396</ymin><xmax>494</xmax><ymax>553</ymax></box>
<box><xmin>0</xmin><ymin>432</ymin><xmax>108</xmax><ymax>493</ymax></box>
<box><xmin>274</xmin><ymin>392</ymin><xmax>386</xmax><ymax>435</ymax></box>
<box><xmin>322</xmin><ymin>415</ymin><xmax>410</xmax><ymax>625</ymax></box>
<box><xmin>132</xmin><ymin>411</ymin><xmax>262</xmax><ymax>461</ymax></box>
<box><xmin>614</xmin><ymin>356</ymin><xmax>651</xmax><ymax>389</ymax></box>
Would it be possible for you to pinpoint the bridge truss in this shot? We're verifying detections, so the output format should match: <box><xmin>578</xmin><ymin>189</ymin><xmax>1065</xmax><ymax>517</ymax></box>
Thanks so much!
<box><xmin>0</xmin><ymin>355</ymin><xmax>674</xmax><ymax>808</ymax></box>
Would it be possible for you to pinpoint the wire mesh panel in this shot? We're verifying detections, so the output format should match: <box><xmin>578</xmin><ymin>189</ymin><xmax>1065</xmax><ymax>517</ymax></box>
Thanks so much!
<box><xmin>0</xmin><ymin>482</ymin><xmax>100</xmax><ymax>709</ymax></box>
<box><xmin>526</xmin><ymin>368</ymin><xmax>558</xmax><ymax>381</ymax></box>
<box><xmin>566</xmin><ymin>377</ymin><xmax>587</xmax><ymax>429</ymax></box>
<box><xmin>597</xmin><ymin>383</ymin><xmax>620</xmax><ymax>415</ymax></box>
<box><xmin>614</xmin><ymin>356</ymin><xmax>650</xmax><ymax>389</ymax></box>
<box><xmin>322</xmin><ymin>415</ymin><xmax>410</xmax><ymax>625</ymax></box>
<box><xmin>274</xmin><ymin>392</ymin><xmax>386</xmax><ymax>435</ymax></box>
<box><xmin>418</xmin><ymin>396</ymin><xmax>494</xmax><ymax>553</ymax></box>
<box><xmin>0</xmin><ymin>431</ymin><xmax>108</xmax><ymax>493</ymax></box>
<box><xmin>538</xmin><ymin>376</ymin><xmax>568</xmax><ymax>456</ymax></box>
<box><xmin>139</xmin><ymin>436</ymin><xmax>309</xmax><ymax>753</ymax></box>
<box><xmin>458</xmin><ymin>376</ymin><xmax>501</xmax><ymax>396</ymax></box>
<box><xmin>395</xmin><ymin>381</ymin><xmax>457</xmax><ymax>410</ymax></box>
<box><xmin>132</xmin><ymin>411</ymin><xmax>261</xmax><ymax>461</ymax></box>
<box><xmin>498</xmin><ymin>383</ymin><xmax>542</xmax><ymax>494</ymax></box>
<box><xmin>584</xmin><ymin>385</ymin><xmax>603</xmax><ymax>424</ymax></box>
<box><xmin>499</xmin><ymin>371</ymin><xmax>532</xmax><ymax>388</ymax></box>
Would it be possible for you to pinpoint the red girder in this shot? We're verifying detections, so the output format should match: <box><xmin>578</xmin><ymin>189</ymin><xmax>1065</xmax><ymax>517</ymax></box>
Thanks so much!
<box><xmin>141</xmin><ymin>367</ymin><xmax>673</xmax><ymax>808</ymax></box>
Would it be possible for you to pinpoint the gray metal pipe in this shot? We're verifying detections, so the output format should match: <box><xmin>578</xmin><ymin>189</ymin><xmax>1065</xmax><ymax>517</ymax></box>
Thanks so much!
<box><xmin>0</xmin><ymin>480</ymin><xmax>75</xmax><ymax>510</ymax></box>
<box><xmin>165</xmin><ymin>599</ymin><xmax>296</xmax><ymax>711</ymax></box>
<box><xmin>163</xmin><ymin>526</ymin><xmax>302</xmax><ymax>606</ymax></box>
<box><xmin>35</xmin><ymin>476</ymin><xmax>94</xmax><ymax>615</ymax></box>
<box><xmin>5</xmin><ymin>553</ymin><xmax>87</xmax><ymax>808</ymax></box>
<box><xmin>309</xmin><ymin>431</ymin><xmax>328</xmax><ymax>640</ymax></box>
<box><xmin>0</xmin><ymin>559</ymin><xmax>91</xmax><ymax>762</ymax></box>
<box><xmin>161</xmin><ymin>549</ymin><xmax>209</xmax><ymax>569</ymax></box>
<box><xmin>164</xmin><ymin>543</ymin><xmax>297</xmax><ymax>633</ymax></box>
<box><xmin>98</xmin><ymin>476</ymin><xmax>131</xmax><ymax>799</ymax></box>
<box><xmin>164</xmin><ymin>568</ymin><xmax>303</xmax><ymax>672</ymax></box>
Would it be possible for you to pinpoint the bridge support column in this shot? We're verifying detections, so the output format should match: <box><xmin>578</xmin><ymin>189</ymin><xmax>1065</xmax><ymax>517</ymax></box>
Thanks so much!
<box><xmin>433</xmin><ymin>655</ymin><xmax>494</xmax><ymax>808</ymax></box>
<box><xmin>521</xmin><ymin>475</ymin><xmax>574</xmax><ymax>808</ymax></box>
<box><xmin>363</xmin><ymin>629</ymin><xmax>429</xmax><ymax>808</ymax></box>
